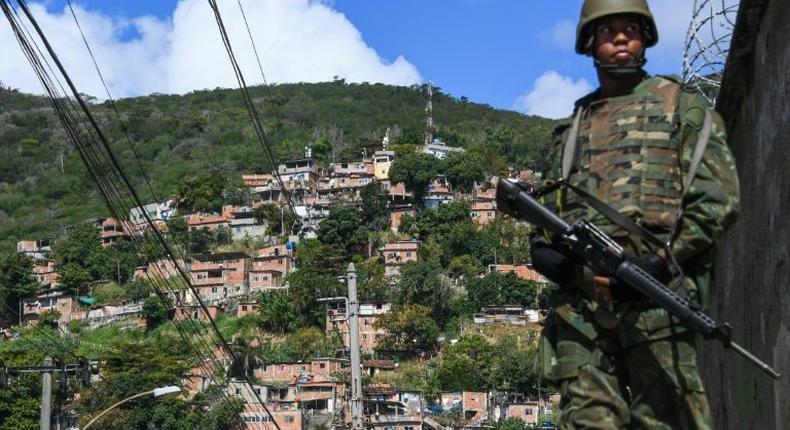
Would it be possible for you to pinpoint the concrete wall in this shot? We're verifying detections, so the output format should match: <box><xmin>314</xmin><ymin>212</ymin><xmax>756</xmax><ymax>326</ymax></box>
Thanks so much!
<box><xmin>700</xmin><ymin>0</ymin><xmax>790</xmax><ymax>428</ymax></box>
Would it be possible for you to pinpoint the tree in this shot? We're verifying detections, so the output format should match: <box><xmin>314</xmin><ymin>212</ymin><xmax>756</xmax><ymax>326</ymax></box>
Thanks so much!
<box><xmin>0</xmin><ymin>373</ymin><xmax>40</xmax><ymax>430</ymax></box>
<box><xmin>360</xmin><ymin>182</ymin><xmax>390</xmax><ymax>231</ymax></box>
<box><xmin>187</xmin><ymin>228</ymin><xmax>214</xmax><ymax>255</ymax></box>
<box><xmin>284</xmin><ymin>327</ymin><xmax>334</xmax><ymax>361</ymax></box>
<box><xmin>257</xmin><ymin>290</ymin><xmax>298</xmax><ymax>334</ymax></box>
<box><xmin>254</xmin><ymin>204</ymin><xmax>293</xmax><ymax>236</ymax></box>
<box><xmin>397</xmin><ymin>261</ymin><xmax>451</xmax><ymax>326</ymax></box>
<box><xmin>488</xmin><ymin>335</ymin><xmax>538</xmax><ymax>393</ymax></box>
<box><xmin>0</xmin><ymin>253</ymin><xmax>40</xmax><ymax>322</ymax></box>
<box><xmin>53</xmin><ymin>222</ymin><xmax>109</xmax><ymax>289</ymax></box>
<box><xmin>356</xmin><ymin>257</ymin><xmax>391</xmax><ymax>302</ymax></box>
<box><xmin>311</xmin><ymin>136</ymin><xmax>333</xmax><ymax>169</ymax></box>
<box><xmin>142</xmin><ymin>296</ymin><xmax>169</xmax><ymax>330</ymax></box>
<box><xmin>175</xmin><ymin>171</ymin><xmax>228</xmax><ymax>213</ymax></box>
<box><xmin>374</xmin><ymin>304</ymin><xmax>439</xmax><ymax>356</ymax></box>
<box><xmin>441</xmin><ymin>151</ymin><xmax>486</xmax><ymax>193</ymax></box>
<box><xmin>435</xmin><ymin>335</ymin><xmax>494</xmax><ymax>391</ymax></box>
<box><xmin>58</xmin><ymin>263</ymin><xmax>91</xmax><ymax>296</ymax></box>
<box><xmin>466</xmin><ymin>272</ymin><xmax>538</xmax><ymax>310</ymax></box>
<box><xmin>389</xmin><ymin>152</ymin><xmax>438</xmax><ymax>206</ymax></box>
<box><xmin>166</xmin><ymin>217</ymin><xmax>189</xmax><ymax>247</ymax></box>
<box><xmin>496</xmin><ymin>417</ymin><xmax>526</xmax><ymax>430</ymax></box>
<box><xmin>412</xmin><ymin>201</ymin><xmax>471</xmax><ymax>240</ymax></box>
<box><xmin>317</xmin><ymin>204</ymin><xmax>369</xmax><ymax>257</ymax></box>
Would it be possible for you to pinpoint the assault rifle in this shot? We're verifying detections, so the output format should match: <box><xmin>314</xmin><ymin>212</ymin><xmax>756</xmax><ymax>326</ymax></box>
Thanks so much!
<box><xmin>495</xmin><ymin>177</ymin><xmax>781</xmax><ymax>380</ymax></box>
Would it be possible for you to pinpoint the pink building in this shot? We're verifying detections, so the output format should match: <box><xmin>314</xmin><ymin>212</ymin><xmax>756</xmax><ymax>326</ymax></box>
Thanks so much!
<box><xmin>490</xmin><ymin>264</ymin><xmax>547</xmax><ymax>283</ymax></box>
<box><xmin>22</xmin><ymin>288</ymin><xmax>81</xmax><ymax>326</ymax></box>
<box><xmin>470</xmin><ymin>201</ymin><xmax>496</xmax><ymax>225</ymax></box>
<box><xmin>327</xmin><ymin>302</ymin><xmax>391</xmax><ymax>352</ymax></box>
<box><xmin>32</xmin><ymin>259</ymin><xmax>59</xmax><ymax>288</ymax></box>
<box><xmin>250</xmin><ymin>244</ymin><xmax>292</xmax><ymax>292</ymax></box>
<box><xmin>389</xmin><ymin>205</ymin><xmax>415</xmax><ymax>232</ymax></box>
<box><xmin>463</xmin><ymin>391</ymin><xmax>488</xmax><ymax>421</ymax></box>
<box><xmin>190</xmin><ymin>252</ymin><xmax>251</xmax><ymax>302</ymax></box>
<box><xmin>185</xmin><ymin>213</ymin><xmax>229</xmax><ymax>231</ymax></box>
<box><xmin>135</xmin><ymin>258</ymin><xmax>184</xmax><ymax>282</ymax></box>
<box><xmin>237</xmin><ymin>301</ymin><xmax>259</xmax><ymax>318</ymax></box>
<box><xmin>98</xmin><ymin>217</ymin><xmax>134</xmax><ymax>247</ymax></box>
<box><xmin>384</xmin><ymin>241</ymin><xmax>419</xmax><ymax>280</ymax></box>
<box><xmin>174</xmin><ymin>304</ymin><xmax>222</xmax><ymax>321</ymax></box>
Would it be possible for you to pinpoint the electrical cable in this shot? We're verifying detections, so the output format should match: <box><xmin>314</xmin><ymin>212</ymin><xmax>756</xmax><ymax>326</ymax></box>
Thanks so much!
<box><xmin>3</xmin><ymin>0</ymin><xmax>238</xmax><ymax>406</ymax></box>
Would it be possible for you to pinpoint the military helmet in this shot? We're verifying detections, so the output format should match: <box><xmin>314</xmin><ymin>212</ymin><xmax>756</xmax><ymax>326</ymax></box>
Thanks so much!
<box><xmin>575</xmin><ymin>0</ymin><xmax>659</xmax><ymax>55</ymax></box>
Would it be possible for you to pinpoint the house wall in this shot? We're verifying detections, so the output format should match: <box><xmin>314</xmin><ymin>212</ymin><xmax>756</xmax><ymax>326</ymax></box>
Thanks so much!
<box><xmin>698</xmin><ymin>1</ymin><xmax>790</xmax><ymax>428</ymax></box>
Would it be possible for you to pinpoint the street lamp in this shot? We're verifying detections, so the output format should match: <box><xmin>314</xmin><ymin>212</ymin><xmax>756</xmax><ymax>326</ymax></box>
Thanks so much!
<box><xmin>82</xmin><ymin>385</ymin><xmax>181</xmax><ymax>429</ymax></box>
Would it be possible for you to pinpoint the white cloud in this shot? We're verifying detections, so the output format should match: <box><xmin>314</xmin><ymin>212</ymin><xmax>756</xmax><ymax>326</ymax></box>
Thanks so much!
<box><xmin>0</xmin><ymin>0</ymin><xmax>421</xmax><ymax>98</ymax></box>
<box><xmin>513</xmin><ymin>71</ymin><xmax>592</xmax><ymax>119</ymax></box>
<box><xmin>539</xmin><ymin>19</ymin><xmax>576</xmax><ymax>49</ymax></box>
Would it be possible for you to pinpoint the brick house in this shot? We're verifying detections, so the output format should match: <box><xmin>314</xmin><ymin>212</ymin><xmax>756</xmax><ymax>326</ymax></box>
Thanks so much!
<box><xmin>174</xmin><ymin>304</ymin><xmax>223</xmax><ymax>321</ymax></box>
<box><xmin>462</xmin><ymin>391</ymin><xmax>488</xmax><ymax>421</ymax></box>
<box><xmin>384</xmin><ymin>241</ymin><xmax>419</xmax><ymax>281</ymax></box>
<box><xmin>237</xmin><ymin>301</ymin><xmax>259</xmax><ymax>318</ymax></box>
<box><xmin>389</xmin><ymin>204</ymin><xmax>415</xmax><ymax>232</ymax></box>
<box><xmin>32</xmin><ymin>258</ymin><xmax>60</xmax><ymax>288</ymax></box>
<box><xmin>423</xmin><ymin>176</ymin><xmax>453</xmax><ymax>210</ymax></box>
<box><xmin>98</xmin><ymin>217</ymin><xmax>134</xmax><ymax>247</ymax></box>
<box><xmin>327</xmin><ymin>302</ymin><xmax>391</xmax><ymax>352</ymax></box>
<box><xmin>17</xmin><ymin>239</ymin><xmax>52</xmax><ymax>260</ymax></box>
<box><xmin>489</xmin><ymin>264</ymin><xmax>547</xmax><ymax>284</ymax></box>
<box><xmin>135</xmin><ymin>258</ymin><xmax>184</xmax><ymax>282</ymax></box>
<box><xmin>185</xmin><ymin>213</ymin><xmax>229</xmax><ymax>232</ymax></box>
<box><xmin>189</xmin><ymin>252</ymin><xmax>251</xmax><ymax>302</ymax></box>
<box><xmin>470</xmin><ymin>201</ymin><xmax>496</xmax><ymax>225</ymax></box>
<box><xmin>250</xmin><ymin>244</ymin><xmax>292</xmax><ymax>292</ymax></box>
<box><xmin>22</xmin><ymin>287</ymin><xmax>81</xmax><ymax>326</ymax></box>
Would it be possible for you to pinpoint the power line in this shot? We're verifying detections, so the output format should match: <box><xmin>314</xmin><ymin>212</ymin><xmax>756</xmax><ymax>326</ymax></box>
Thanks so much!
<box><xmin>65</xmin><ymin>0</ymin><xmax>161</xmax><ymax>204</ymax></box>
<box><xmin>3</xmin><ymin>0</ymin><xmax>239</xmax><ymax>407</ymax></box>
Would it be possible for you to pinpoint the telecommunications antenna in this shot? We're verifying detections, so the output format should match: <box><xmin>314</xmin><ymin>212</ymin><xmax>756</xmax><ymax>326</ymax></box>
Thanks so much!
<box><xmin>682</xmin><ymin>0</ymin><xmax>740</xmax><ymax>102</ymax></box>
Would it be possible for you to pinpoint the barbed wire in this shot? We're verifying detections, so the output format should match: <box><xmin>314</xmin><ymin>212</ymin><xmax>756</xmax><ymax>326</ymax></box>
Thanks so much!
<box><xmin>682</xmin><ymin>0</ymin><xmax>740</xmax><ymax>102</ymax></box>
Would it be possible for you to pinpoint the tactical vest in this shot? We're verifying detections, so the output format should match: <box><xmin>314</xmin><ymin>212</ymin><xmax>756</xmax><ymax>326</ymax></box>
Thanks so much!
<box><xmin>553</xmin><ymin>76</ymin><xmax>685</xmax><ymax>244</ymax></box>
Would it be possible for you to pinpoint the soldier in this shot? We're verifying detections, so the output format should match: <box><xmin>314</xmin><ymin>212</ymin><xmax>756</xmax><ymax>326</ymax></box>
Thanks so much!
<box><xmin>530</xmin><ymin>0</ymin><xmax>739</xmax><ymax>428</ymax></box>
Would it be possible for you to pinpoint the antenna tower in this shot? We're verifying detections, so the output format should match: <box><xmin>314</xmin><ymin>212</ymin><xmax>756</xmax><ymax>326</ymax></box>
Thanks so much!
<box><xmin>682</xmin><ymin>0</ymin><xmax>740</xmax><ymax>102</ymax></box>
<box><xmin>424</xmin><ymin>81</ymin><xmax>434</xmax><ymax>146</ymax></box>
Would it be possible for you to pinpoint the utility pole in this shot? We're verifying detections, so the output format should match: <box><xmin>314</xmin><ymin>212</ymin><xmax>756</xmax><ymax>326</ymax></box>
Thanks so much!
<box><xmin>347</xmin><ymin>263</ymin><xmax>363</xmax><ymax>430</ymax></box>
<box><xmin>40</xmin><ymin>356</ymin><xmax>52</xmax><ymax>430</ymax></box>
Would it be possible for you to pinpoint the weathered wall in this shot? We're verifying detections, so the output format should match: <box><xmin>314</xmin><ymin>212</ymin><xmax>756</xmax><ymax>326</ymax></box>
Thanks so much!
<box><xmin>700</xmin><ymin>0</ymin><xmax>790</xmax><ymax>428</ymax></box>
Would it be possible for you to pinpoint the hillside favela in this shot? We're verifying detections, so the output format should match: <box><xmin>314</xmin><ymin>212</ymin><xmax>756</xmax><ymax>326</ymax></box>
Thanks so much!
<box><xmin>1</xmin><ymin>1</ymin><xmax>788</xmax><ymax>430</ymax></box>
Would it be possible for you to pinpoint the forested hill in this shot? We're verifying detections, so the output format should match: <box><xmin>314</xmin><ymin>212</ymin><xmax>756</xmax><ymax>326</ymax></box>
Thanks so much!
<box><xmin>0</xmin><ymin>80</ymin><xmax>555</xmax><ymax>253</ymax></box>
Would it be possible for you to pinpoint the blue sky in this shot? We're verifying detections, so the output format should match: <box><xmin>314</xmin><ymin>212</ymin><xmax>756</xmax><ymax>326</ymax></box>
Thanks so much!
<box><xmin>1</xmin><ymin>0</ymin><xmax>705</xmax><ymax>118</ymax></box>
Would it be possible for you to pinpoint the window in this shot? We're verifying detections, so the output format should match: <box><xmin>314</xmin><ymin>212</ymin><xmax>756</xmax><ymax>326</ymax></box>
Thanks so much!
<box><xmin>405</xmin><ymin>251</ymin><xmax>412</xmax><ymax>257</ymax></box>
<box><xmin>320</xmin><ymin>363</ymin><xmax>326</xmax><ymax>369</ymax></box>
<box><xmin>285</xmin><ymin>416</ymin><xmax>295</xmax><ymax>423</ymax></box>
<box><xmin>211</xmin><ymin>287</ymin><xmax>218</xmax><ymax>293</ymax></box>
<box><xmin>363</xmin><ymin>334</ymin><xmax>368</xmax><ymax>339</ymax></box>
<box><xmin>236</xmin><ymin>388</ymin><xmax>242</xmax><ymax>394</ymax></box>
<box><xmin>242</xmin><ymin>306</ymin><xmax>248</xmax><ymax>311</ymax></box>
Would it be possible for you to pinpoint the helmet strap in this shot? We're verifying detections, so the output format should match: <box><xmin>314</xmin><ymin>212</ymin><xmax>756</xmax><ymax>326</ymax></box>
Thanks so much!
<box><xmin>594</xmin><ymin>48</ymin><xmax>648</xmax><ymax>76</ymax></box>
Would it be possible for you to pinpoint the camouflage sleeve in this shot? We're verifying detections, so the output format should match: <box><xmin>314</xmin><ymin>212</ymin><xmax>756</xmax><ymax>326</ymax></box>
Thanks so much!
<box><xmin>671</xmin><ymin>90</ymin><xmax>740</xmax><ymax>263</ymax></box>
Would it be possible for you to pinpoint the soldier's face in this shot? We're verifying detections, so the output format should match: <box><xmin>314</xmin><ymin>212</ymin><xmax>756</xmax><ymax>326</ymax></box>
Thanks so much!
<box><xmin>593</xmin><ymin>15</ymin><xmax>644</xmax><ymax>66</ymax></box>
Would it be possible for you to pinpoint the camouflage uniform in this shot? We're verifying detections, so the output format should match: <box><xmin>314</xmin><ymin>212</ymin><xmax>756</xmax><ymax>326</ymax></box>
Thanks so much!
<box><xmin>535</xmin><ymin>75</ymin><xmax>739</xmax><ymax>429</ymax></box>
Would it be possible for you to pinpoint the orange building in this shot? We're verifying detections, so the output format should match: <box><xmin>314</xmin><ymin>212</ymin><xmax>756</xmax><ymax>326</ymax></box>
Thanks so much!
<box><xmin>384</xmin><ymin>241</ymin><xmax>419</xmax><ymax>280</ymax></box>
<box><xmin>327</xmin><ymin>302</ymin><xmax>391</xmax><ymax>352</ymax></box>
<box><xmin>189</xmin><ymin>252</ymin><xmax>251</xmax><ymax>302</ymax></box>
<box><xmin>489</xmin><ymin>264</ymin><xmax>547</xmax><ymax>283</ymax></box>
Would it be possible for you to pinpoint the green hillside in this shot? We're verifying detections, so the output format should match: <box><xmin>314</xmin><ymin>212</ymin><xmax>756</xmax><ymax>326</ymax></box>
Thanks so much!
<box><xmin>0</xmin><ymin>80</ymin><xmax>554</xmax><ymax>252</ymax></box>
